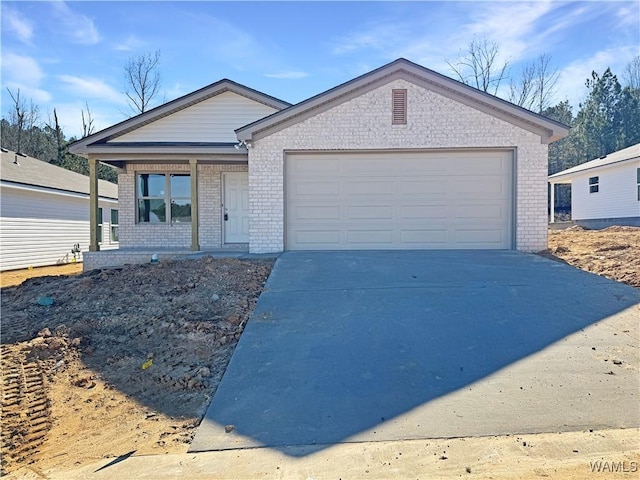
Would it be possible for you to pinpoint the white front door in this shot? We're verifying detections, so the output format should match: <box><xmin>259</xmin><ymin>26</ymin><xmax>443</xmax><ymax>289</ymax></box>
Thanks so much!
<box><xmin>223</xmin><ymin>172</ymin><xmax>250</xmax><ymax>243</ymax></box>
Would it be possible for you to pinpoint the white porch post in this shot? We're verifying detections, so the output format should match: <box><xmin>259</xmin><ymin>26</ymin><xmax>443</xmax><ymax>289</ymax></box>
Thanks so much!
<box><xmin>549</xmin><ymin>182</ymin><xmax>555</xmax><ymax>223</ymax></box>
<box><xmin>190</xmin><ymin>159</ymin><xmax>199</xmax><ymax>251</ymax></box>
<box><xmin>89</xmin><ymin>157</ymin><xmax>100</xmax><ymax>251</ymax></box>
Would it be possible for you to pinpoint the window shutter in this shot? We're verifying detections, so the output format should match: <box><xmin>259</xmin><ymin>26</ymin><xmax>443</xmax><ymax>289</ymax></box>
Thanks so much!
<box><xmin>392</xmin><ymin>89</ymin><xmax>407</xmax><ymax>125</ymax></box>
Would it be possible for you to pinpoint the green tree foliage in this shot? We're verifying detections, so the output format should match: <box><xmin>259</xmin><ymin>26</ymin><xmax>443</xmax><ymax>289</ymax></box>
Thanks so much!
<box><xmin>545</xmin><ymin>65</ymin><xmax>640</xmax><ymax>212</ymax></box>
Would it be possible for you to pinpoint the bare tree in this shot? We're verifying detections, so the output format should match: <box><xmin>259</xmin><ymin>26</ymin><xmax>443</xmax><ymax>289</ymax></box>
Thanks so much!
<box><xmin>6</xmin><ymin>88</ymin><xmax>40</xmax><ymax>153</ymax></box>
<box><xmin>446</xmin><ymin>37</ymin><xmax>509</xmax><ymax>95</ymax></box>
<box><xmin>6</xmin><ymin>88</ymin><xmax>25</xmax><ymax>152</ymax></box>
<box><xmin>81</xmin><ymin>101</ymin><xmax>96</xmax><ymax>137</ymax></box>
<box><xmin>123</xmin><ymin>50</ymin><xmax>161</xmax><ymax>115</ymax></box>
<box><xmin>509</xmin><ymin>63</ymin><xmax>536</xmax><ymax>109</ymax></box>
<box><xmin>509</xmin><ymin>54</ymin><xmax>559</xmax><ymax>113</ymax></box>
<box><xmin>46</xmin><ymin>108</ymin><xmax>65</xmax><ymax>164</ymax></box>
<box><xmin>623</xmin><ymin>55</ymin><xmax>640</xmax><ymax>91</ymax></box>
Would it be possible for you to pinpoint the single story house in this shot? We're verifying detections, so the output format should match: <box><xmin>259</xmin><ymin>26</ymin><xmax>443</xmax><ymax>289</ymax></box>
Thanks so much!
<box><xmin>69</xmin><ymin>58</ymin><xmax>569</xmax><ymax>270</ymax></box>
<box><xmin>0</xmin><ymin>148</ymin><xmax>118</xmax><ymax>271</ymax></box>
<box><xmin>548</xmin><ymin>143</ymin><xmax>640</xmax><ymax>229</ymax></box>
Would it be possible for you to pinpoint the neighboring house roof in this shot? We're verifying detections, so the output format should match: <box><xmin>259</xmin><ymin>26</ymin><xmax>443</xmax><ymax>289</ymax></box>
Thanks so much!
<box><xmin>548</xmin><ymin>143</ymin><xmax>640</xmax><ymax>182</ymax></box>
<box><xmin>237</xmin><ymin>58</ymin><xmax>570</xmax><ymax>144</ymax></box>
<box><xmin>69</xmin><ymin>79</ymin><xmax>291</xmax><ymax>156</ymax></box>
<box><xmin>1</xmin><ymin>148</ymin><xmax>118</xmax><ymax>199</ymax></box>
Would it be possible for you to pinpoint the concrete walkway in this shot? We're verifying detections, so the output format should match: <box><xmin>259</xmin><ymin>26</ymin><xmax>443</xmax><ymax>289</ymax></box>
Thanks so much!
<box><xmin>190</xmin><ymin>251</ymin><xmax>639</xmax><ymax>454</ymax></box>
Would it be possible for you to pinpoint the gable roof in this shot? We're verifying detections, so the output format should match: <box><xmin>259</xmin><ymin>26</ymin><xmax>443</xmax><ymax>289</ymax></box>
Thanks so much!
<box><xmin>69</xmin><ymin>79</ymin><xmax>291</xmax><ymax>156</ymax></box>
<box><xmin>1</xmin><ymin>148</ymin><xmax>118</xmax><ymax>199</ymax></box>
<box><xmin>237</xmin><ymin>58</ymin><xmax>570</xmax><ymax>144</ymax></box>
<box><xmin>548</xmin><ymin>143</ymin><xmax>640</xmax><ymax>181</ymax></box>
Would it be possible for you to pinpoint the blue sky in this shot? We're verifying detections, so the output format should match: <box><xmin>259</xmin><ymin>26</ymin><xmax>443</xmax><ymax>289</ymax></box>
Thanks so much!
<box><xmin>2</xmin><ymin>1</ymin><xmax>638</xmax><ymax>138</ymax></box>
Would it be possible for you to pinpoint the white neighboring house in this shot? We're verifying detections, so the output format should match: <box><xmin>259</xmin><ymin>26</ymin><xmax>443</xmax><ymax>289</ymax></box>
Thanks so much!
<box><xmin>1</xmin><ymin>148</ymin><xmax>118</xmax><ymax>271</ymax></box>
<box><xmin>548</xmin><ymin>143</ymin><xmax>640</xmax><ymax>228</ymax></box>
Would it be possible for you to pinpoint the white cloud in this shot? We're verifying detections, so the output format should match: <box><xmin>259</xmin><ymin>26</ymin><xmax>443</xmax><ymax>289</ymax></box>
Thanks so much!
<box><xmin>555</xmin><ymin>46</ymin><xmax>639</xmax><ymax>108</ymax></box>
<box><xmin>57</xmin><ymin>75</ymin><xmax>125</xmax><ymax>104</ymax></box>
<box><xmin>263</xmin><ymin>71</ymin><xmax>309</xmax><ymax>80</ymax></box>
<box><xmin>2</xmin><ymin>5</ymin><xmax>34</xmax><ymax>43</ymax></box>
<box><xmin>2</xmin><ymin>53</ymin><xmax>44</xmax><ymax>83</ymax></box>
<box><xmin>1</xmin><ymin>53</ymin><xmax>52</xmax><ymax>103</ymax></box>
<box><xmin>50</xmin><ymin>1</ymin><xmax>101</xmax><ymax>45</ymax></box>
<box><xmin>114</xmin><ymin>34</ymin><xmax>146</xmax><ymax>52</ymax></box>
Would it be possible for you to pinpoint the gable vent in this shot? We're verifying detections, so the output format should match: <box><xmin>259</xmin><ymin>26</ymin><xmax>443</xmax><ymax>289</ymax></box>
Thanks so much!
<box><xmin>392</xmin><ymin>89</ymin><xmax>407</xmax><ymax>125</ymax></box>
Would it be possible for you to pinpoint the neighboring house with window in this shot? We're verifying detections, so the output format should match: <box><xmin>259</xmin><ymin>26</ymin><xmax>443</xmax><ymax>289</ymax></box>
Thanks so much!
<box><xmin>69</xmin><ymin>58</ymin><xmax>569</xmax><ymax>270</ymax></box>
<box><xmin>548</xmin><ymin>143</ymin><xmax>640</xmax><ymax>229</ymax></box>
<box><xmin>0</xmin><ymin>148</ymin><xmax>118</xmax><ymax>271</ymax></box>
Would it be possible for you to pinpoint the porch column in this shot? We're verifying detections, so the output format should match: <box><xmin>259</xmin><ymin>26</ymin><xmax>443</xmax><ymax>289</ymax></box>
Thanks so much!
<box><xmin>190</xmin><ymin>159</ymin><xmax>200</xmax><ymax>251</ymax></box>
<box><xmin>549</xmin><ymin>182</ymin><xmax>555</xmax><ymax>223</ymax></box>
<box><xmin>89</xmin><ymin>157</ymin><xmax>100</xmax><ymax>252</ymax></box>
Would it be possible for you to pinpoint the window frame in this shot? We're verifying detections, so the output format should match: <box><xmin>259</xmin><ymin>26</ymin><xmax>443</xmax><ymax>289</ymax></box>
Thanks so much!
<box><xmin>588</xmin><ymin>176</ymin><xmax>599</xmax><ymax>194</ymax></box>
<box><xmin>136</xmin><ymin>172</ymin><xmax>192</xmax><ymax>224</ymax></box>
<box><xmin>110</xmin><ymin>209</ymin><xmax>119</xmax><ymax>242</ymax></box>
<box><xmin>637</xmin><ymin>168</ymin><xmax>640</xmax><ymax>201</ymax></box>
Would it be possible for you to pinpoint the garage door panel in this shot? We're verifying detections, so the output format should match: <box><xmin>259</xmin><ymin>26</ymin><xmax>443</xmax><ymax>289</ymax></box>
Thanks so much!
<box><xmin>400</xmin><ymin>180</ymin><xmax>447</xmax><ymax>195</ymax></box>
<box><xmin>400</xmin><ymin>229</ymin><xmax>448</xmax><ymax>244</ymax></box>
<box><xmin>285</xmin><ymin>151</ymin><xmax>513</xmax><ymax>250</ymax></box>
<box><xmin>291</xmin><ymin>205</ymin><xmax>341</xmax><ymax>221</ymax></box>
<box><xmin>454</xmin><ymin>229</ymin><xmax>506</xmax><ymax>245</ymax></box>
<box><xmin>455</xmin><ymin>178</ymin><xmax>508</xmax><ymax>195</ymax></box>
<box><xmin>347</xmin><ymin>229</ymin><xmax>394</xmax><ymax>244</ymax></box>
<box><xmin>454</xmin><ymin>204</ymin><xmax>505</xmax><ymax>220</ymax></box>
<box><xmin>289</xmin><ymin>229</ymin><xmax>341</xmax><ymax>246</ymax></box>
<box><xmin>347</xmin><ymin>181</ymin><xmax>394</xmax><ymax>196</ymax></box>
<box><xmin>400</xmin><ymin>205</ymin><xmax>447</xmax><ymax>219</ymax></box>
<box><xmin>347</xmin><ymin>205</ymin><xmax>394</xmax><ymax>220</ymax></box>
<box><xmin>292</xmin><ymin>158</ymin><xmax>341</xmax><ymax>174</ymax></box>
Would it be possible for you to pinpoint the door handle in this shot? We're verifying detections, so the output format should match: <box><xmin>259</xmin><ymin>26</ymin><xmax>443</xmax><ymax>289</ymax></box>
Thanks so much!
<box><xmin>224</xmin><ymin>213</ymin><xmax>228</xmax><ymax>221</ymax></box>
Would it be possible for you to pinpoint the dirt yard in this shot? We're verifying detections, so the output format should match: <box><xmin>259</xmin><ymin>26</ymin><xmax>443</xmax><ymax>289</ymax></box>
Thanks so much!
<box><xmin>1</xmin><ymin>257</ymin><xmax>273</xmax><ymax>476</ymax></box>
<box><xmin>1</xmin><ymin>228</ymin><xmax>638</xmax><ymax>479</ymax></box>
<box><xmin>1</xmin><ymin>264</ymin><xmax>83</xmax><ymax>289</ymax></box>
<box><xmin>546</xmin><ymin>226</ymin><xmax>640</xmax><ymax>288</ymax></box>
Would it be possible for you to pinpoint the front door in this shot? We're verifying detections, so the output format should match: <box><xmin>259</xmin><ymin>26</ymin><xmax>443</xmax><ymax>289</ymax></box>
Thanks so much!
<box><xmin>223</xmin><ymin>172</ymin><xmax>249</xmax><ymax>243</ymax></box>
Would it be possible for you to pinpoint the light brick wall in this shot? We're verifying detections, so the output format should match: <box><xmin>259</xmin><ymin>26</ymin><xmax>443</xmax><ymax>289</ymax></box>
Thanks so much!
<box><xmin>119</xmin><ymin>162</ymin><xmax>248</xmax><ymax>249</ymax></box>
<box><xmin>249</xmin><ymin>79</ymin><xmax>548</xmax><ymax>253</ymax></box>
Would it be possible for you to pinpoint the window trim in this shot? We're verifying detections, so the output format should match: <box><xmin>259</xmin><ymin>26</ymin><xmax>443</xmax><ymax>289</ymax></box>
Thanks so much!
<box><xmin>588</xmin><ymin>176</ymin><xmax>599</xmax><ymax>194</ymax></box>
<box><xmin>110</xmin><ymin>209</ymin><xmax>119</xmax><ymax>242</ymax></box>
<box><xmin>392</xmin><ymin>88</ymin><xmax>407</xmax><ymax>125</ymax></box>
<box><xmin>136</xmin><ymin>172</ymin><xmax>192</xmax><ymax>224</ymax></box>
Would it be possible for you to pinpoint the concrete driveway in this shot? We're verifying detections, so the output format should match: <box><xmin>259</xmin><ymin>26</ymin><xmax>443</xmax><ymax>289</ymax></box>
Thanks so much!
<box><xmin>190</xmin><ymin>251</ymin><xmax>639</xmax><ymax>454</ymax></box>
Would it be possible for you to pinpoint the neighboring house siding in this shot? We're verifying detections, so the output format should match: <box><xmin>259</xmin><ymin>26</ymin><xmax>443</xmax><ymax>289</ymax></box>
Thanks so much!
<box><xmin>0</xmin><ymin>186</ymin><xmax>117</xmax><ymax>271</ymax></box>
<box><xmin>248</xmin><ymin>79</ymin><xmax>548</xmax><ymax>253</ymax></box>
<box><xmin>571</xmin><ymin>162</ymin><xmax>640</xmax><ymax>220</ymax></box>
<box><xmin>110</xmin><ymin>92</ymin><xmax>277</xmax><ymax>143</ymax></box>
<box><xmin>118</xmin><ymin>162</ymin><xmax>248</xmax><ymax>249</ymax></box>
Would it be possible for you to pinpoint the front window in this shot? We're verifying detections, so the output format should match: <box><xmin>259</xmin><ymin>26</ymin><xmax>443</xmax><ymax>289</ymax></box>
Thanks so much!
<box><xmin>589</xmin><ymin>176</ymin><xmax>599</xmax><ymax>194</ymax></box>
<box><xmin>110</xmin><ymin>209</ymin><xmax>119</xmax><ymax>242</ymax></box>
<box><xmin>137</xmin><ymin>173</ymin><xmax>191</xmax><ymax>223</ymax></box>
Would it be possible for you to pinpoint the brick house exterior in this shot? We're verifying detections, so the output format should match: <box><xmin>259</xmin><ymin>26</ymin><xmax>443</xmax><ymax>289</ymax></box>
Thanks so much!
<box><xmin>70</xmin><ymin>59</ymin><xmax>569</xmax><ymax>269</ymax></box>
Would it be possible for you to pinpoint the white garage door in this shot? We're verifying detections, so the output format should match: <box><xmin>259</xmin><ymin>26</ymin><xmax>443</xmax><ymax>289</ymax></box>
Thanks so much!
<box><xmin>285</xmin><ymin>150</ymin><xmax>513</xmax><ymax>250</ymax></box>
